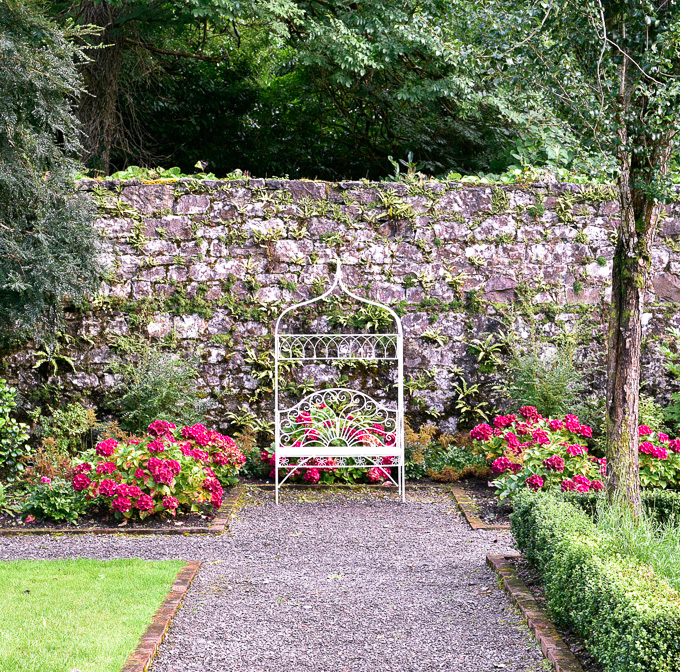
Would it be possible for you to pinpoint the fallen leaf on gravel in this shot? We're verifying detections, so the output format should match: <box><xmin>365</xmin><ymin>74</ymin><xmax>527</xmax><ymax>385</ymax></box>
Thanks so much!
<box><xmin>327</xmin><ymin>574</ymin><xmax>343</xmax><ymax>580</ymax></box>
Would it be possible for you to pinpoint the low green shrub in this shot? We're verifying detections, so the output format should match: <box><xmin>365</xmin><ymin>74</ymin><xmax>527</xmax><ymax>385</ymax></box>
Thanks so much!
<box><xmin>22</xmin><ymin>478</ymin><xmax>89</xmax><ymax>523</ymax></box>
<box><xmin>512</xmin><ymin>491</ymin><xmax>680</xmax><ymax>672</ymax></box>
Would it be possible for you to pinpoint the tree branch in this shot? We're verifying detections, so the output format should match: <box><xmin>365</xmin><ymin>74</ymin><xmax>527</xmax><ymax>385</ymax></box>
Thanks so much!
<box><xmin>124</xmin><ymin>38</ymin><xmax>230</xmax><ymax>62</ymax></box>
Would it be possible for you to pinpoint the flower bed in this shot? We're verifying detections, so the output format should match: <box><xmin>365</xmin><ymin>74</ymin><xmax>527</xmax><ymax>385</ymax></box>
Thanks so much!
<box><xmin>512</xmin><ymin>491</ymin><xmax>680</xmax><ymax>672</ymax></box>
<box><xmin>71</xmin><ymin>421</ymin><xmax>245</xmax><ymax>520</ymax></box>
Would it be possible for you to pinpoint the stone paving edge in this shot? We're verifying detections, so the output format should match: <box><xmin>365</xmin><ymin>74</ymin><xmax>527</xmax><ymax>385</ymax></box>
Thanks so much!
<box><xmin>120</xmin><ymin>560</ymin><xmax>202</xmax><ymax>672</ymax></box>
<box><xmin>0</xmin><ymin>484</ymin><xmax>244</xmax><ymax>537</ymax></box>
<box><xmin>486</xmin><ymin>554</ymin><xmax>585</xmax><ymax>672</ymax></box>
<box><xmin>449</xmin><ymin>484</ymin><xmax>511</xmax><ymax>531</ymax></box>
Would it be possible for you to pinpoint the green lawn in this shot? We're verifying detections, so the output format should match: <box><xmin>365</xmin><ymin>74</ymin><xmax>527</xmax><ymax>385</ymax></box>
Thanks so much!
<box><xmin>0</xmin><ymin>558</ymin><xmax>184</xmax><ymax>672</ymax></box>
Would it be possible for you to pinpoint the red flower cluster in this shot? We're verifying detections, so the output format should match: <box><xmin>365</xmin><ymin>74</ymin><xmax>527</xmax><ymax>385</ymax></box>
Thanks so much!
<box><xmin>525</xmin><ymin>475</ymin><xmax>544</xmax><ymax>491</ymax></box>
<box><xmin>470</xmin><ymin>424</ymin><xmax>493</xmax><ymax>441</ymax></box>
<box><xmin>542</xmin><ymin>455</ymin><xmax>565</xmax><ymax>472</ymax></box>
<box><xmin>640</xmin><ymin>441</ymin><xmax>669</xmax><ymax>460</ymax></box>
<box><xmin>95</xmin><ymin>438</ymin><xmax>118</xmax><ymax>457</ymax></box>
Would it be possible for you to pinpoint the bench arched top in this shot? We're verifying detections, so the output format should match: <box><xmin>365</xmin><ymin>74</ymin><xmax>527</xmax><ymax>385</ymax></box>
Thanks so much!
<box><xmin>274</xmin><ymin>259</ymin><xmax>403</xmax><ymax>339</ymax></box>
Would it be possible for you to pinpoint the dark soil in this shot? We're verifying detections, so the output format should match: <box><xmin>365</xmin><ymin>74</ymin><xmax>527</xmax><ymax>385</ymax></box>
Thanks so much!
<box><xmin>459</xmin><ymin>476</ymin><xmax>513</xmax><ymax>525</ymax></box>
<box><xmin>0</xmin><ymin>505</ymin><xmax>216</xmax><ymax>531</ymax></box>
<box><xmin>511</xmin><ymin>556</ymin><xmax>602</xmax><ymax>672</ymax></box>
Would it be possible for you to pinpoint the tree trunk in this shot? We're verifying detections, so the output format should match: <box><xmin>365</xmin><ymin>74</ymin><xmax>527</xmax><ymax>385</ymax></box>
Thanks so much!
<box><xmin>606</xmin><ymin>157</ymin><xmax>668</xmax><ymax>514</ymax></box>
<box><xmin>77</xmin><ymin>1</ymin><xmax>125</xmax><ymax>173</ymax></box>
<box><xmin>605</xmin><ymin>215</ymin><xmax>644</xmax><ymax>516</ymax></box>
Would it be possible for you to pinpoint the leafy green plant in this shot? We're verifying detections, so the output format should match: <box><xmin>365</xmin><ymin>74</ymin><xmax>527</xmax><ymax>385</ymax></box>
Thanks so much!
<box><xmin>0</xmin><ymin>380</ymin><xmax>30</xmax><ymax>482</ymax></box>
<box><xmin>22</xmin><ymin>479</ymin><xmax>88</xmax><ymax>524</ymax></box>
<box><xmin>32</xmin><ymin>337</ymin><xmax>77</xmax><ymax>376</ymax></box>
<box><xmin>452</xmin><ymin>378</ymin><xmax>490</xmax><ymax>426</ymax></box>
<box><xmin>467</xmin><ymin>333</ymin><xmax>505</xmax><ymax>373</ymax></box>
<box><xmin>661</xmin><ymin>328</ymin><xmax>680</xmax><ymax>433</ymax></box>
<box><xmin>108</xmin><ymin>339</ymin><xmax>215</xmax><ymax>434</ymax></box>
<box><xmin>0</xmin><ymin>484</ymin><xmax>20</xmax><ymax>517</ymax></box>
<box><xmin>502</xmin><ymin>348</ymin><xmax>585</xmax><ymax>419</ymax></box>
<box><xmin>29</xmin><ymin>403</ymin><xmax>96</xmax><ymax>455</ymax></box>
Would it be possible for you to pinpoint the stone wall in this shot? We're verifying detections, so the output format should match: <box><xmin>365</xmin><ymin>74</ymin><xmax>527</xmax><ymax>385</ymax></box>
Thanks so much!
<box><xmin>4</xmin><ymin>177</ymin><xmax>680</xmax><ymax>433</ymax></box>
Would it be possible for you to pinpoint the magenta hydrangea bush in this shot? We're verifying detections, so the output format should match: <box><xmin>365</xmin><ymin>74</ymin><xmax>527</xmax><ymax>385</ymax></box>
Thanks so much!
<box><xmin>71</xmin><ymin>421</ymin><xmax>245</xmax><ymax>519</ymax></box>
<box><xmin>470</xmin><ymin>407</ymin><xmax>604</xmax><ymax>499</ymax></box>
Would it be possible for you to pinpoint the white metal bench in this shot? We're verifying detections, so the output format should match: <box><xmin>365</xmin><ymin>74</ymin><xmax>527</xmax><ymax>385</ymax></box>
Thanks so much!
<box><xmin>273</xmin><ymin>259</ymin><xmax>405</xmax><ymax>503</ymax></box>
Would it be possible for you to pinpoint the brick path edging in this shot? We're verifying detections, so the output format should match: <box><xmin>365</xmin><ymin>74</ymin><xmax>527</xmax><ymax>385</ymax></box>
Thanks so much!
<box><xmin>0</xmin><ymin>484</ymin><xmax>244</xmax><ymax>537</ymax></box>
<box><xmin>487</xmin><ymin>554</ymin><xmax>585</xmax><ymax>672</ymax></box>
<box><xmin>449</xmin><ymin>485</ymin><xmax>510</xmax><ymax>531</ymax></box>
<box><xmin>121</xmin><ymin>560</ymin><xmax>202</xmax><ymax>672</ymax></box>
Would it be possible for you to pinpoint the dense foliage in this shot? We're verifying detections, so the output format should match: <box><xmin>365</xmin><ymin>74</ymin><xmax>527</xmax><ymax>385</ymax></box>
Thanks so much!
<box><xmin>0</xmin><ymin>1</ymin><xmax>101</xmax><ymax>348</ymax></box>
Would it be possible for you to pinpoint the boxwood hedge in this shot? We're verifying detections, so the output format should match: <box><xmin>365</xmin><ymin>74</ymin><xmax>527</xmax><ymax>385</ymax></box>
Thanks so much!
<box><xmin>512</xmin><ymin>491</ymin><xmax>680</xmax><ymax>672</ymax></box>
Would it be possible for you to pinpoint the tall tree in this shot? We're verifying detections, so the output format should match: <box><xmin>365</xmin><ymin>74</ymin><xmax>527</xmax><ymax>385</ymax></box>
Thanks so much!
<box><xmin>0</xmin><ymin>0</ymin><xmax>102</xmax><ymax>350</ymax></box>
<box><xmin>476</xmin><ymin>0</ymin><xmax>680</xmax><ymax>512</ymax></box>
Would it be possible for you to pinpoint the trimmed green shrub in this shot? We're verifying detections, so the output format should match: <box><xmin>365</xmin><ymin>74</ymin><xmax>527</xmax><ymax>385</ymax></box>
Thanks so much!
<box><xmin>512</xmin><ymin>491</ymin><xmax>680</xmax><ymax>672</ymax></box>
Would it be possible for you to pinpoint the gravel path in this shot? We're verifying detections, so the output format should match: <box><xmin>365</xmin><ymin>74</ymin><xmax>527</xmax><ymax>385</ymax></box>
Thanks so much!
<box><xmin>0</xmin><ymin>487</ymin><xmax>544</xmax><ymax>672</ymax></box>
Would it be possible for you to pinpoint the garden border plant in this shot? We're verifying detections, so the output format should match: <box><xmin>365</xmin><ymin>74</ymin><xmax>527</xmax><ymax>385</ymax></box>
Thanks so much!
<box><xmin>0</xmin><ymin>484</ymin><xmax>244</xmax><ymax>536</ymax></box>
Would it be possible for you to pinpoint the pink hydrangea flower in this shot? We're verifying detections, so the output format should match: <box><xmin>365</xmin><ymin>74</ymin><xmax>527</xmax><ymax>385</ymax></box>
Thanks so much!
<box><xmin>659</xmin><ymin>433</ymin><xmax>669</xmax><ymax>443</ymax></box>
<box><xmin>491</xmin><ymin>457</ymin><xmax>512</xmax><ymax>475</ymax></box>
<box><xmin>304</xmin><ymin>468</ymin><xmax>321</xmax><ymax>483</ymax></box>
<box><xmin>519</xmin><ymin>406</ymin><xmax>540</xmax><ymax>422</ymax></box>
<box><xmin>112</xmin><ymin>496</ymin><xmax>132</xmax><ymax>513</ymax></box>
<box><xmin>590</xmin><ymin>480</ymin><xmax>605</xmax><ymax>492</ymax></box>
<box><xmin>640</xmin><ymin>441</ymin><xmax>668</xmax><ymax>459</ymax></box>
<box><xmin>147</xmin><ymin>420</ymin><xmax>176</xmax><ymax>438</ymax></box>
<box><xmin>72</xmin><ymin>473</ymin><xmax>91</xmax><ymax>491</ymax></box>
<box><xmin>95</xmin><ymin>461</ymin><xmax>117</xmax><ymax>475</ymax></box>
<box><xmin>147</xmin><ymin>439</ymin><xmax>166</xmax><ymax>454</ymax></box>
<box><xmin>578</xmin><ymin>424</ymin><xmax>593</xmax><ymax>438</ymax></box>
<box><xmin>95</xmin><ymin>438</ymin><xmax>118</xmax><ymax>457</ymax></box>
<box><xmin>515</xmin><ymin>421</ymin><xmax>534</xmax><ymax>436</ymax></box>
<box><xmin>564</xmin><ymin>415</ymin><xmax>581</xmax><ymax>433</ymax></box>
<box><xmin>163</xmin><ymin>496</ymin><xmax>179</xmax><ymax>510</ymax></box>
<box><xmin>134</xmin><ymin>468</ymin><xmax>146</xmax><ymax>480</ymax></box>
<box><xmin>561</xmin><ymin>479</ymin><xmax>576</xmax><ymax>491</ymax></box>
<box><xmin>549</xmin><ymin>419</ymin><xmax>564</xmax><ymax>432</ymax></box>
<box><xmin>669</xmin><ymin>439</ymin><xmax>680</xmax><ymax>453</ymax></box>
<box><xmin>366</xmin><ymin>467</ymin><xmax>387</xmax><ymax>483</ymax></box>
<box><xmin>470</xmin><ymin>424</ymin><xmax>493</xmax><ymax>441</ymax></box>
<box><xmin>40</xmin><ymin>476</ymin><xmax>51</xmax><ymax>485</ymax></box>
<box><xmin>542</xmin><ymin>455</ymin><xmax>565</xmax><ymax>472</ymax></box>
<box><xmin>74</xmin><ymin>463</ymin><xmax>92</xmax><ymax>474</ymax></box>
<box><xmin>532</xmin><ymin>429</ymin><xmax>550</xmax><ymax>445</ymax></box>
<box><xmin>509</xmin><ymin>462</ymin><xmax>522</xmax><ymax>474</ymax></box>
<box><xmin>525</xmin><ymin>475</ymin><xmax>544</xmax><ymax>491</ymax></box>
<box><xmin>566</xmin><ymin>444</ymin><xmax>587</xmax><ymax>457</ymax></box>
<box><xmin>639</xmin><ymin>425</ymin><xmax>653</xmax><ymax>436</ymax></box>
<box><xmin>99</xmin><ymin>479</ymin><xmax>118</xmax><ymax>497</ymax></box>
<box><xmin>135</xmin><ymin>494</ymin><xmax>154</xmax><ymax>511</ymax></box>
<box><xmin>493</xmin><ymin>414</ymin><xmax>516</xmax><ymax>429</ymax></box>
